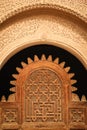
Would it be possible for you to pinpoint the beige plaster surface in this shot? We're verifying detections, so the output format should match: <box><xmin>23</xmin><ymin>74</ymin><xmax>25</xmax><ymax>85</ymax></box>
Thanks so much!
<box><xmin>0</xmin><ymin>0</ymin><xmax>87</xmax><ymax>69</ymax></box>
<box><xmin>0</xmin><ymin>0</ymin><xmax>87</xmax><ymax>23</ymax></box>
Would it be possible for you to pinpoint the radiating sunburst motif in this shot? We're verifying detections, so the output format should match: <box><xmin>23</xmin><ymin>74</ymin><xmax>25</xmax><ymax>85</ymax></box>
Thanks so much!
<box><xmin>1</xmin><ymin>54</ymin><xmax>86</xmax><ymax>102</ymax></box>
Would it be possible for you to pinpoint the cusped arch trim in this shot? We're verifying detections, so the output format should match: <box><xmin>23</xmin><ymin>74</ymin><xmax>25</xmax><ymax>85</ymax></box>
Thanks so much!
<box><xmin>0</xmin><ymin>40</ymin><xmax>87</xmax><ymax>70</ymax></box>
<box><xmin>0</xmin><ymin>3</ymin><xmax>87</xmax><ymax>24</ymax></box>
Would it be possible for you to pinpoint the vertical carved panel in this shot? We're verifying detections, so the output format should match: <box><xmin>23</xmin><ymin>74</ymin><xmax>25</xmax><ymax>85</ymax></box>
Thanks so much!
<box><xmin>24</xmin><ymin>69</ymin><xmax>63</xmax><ymax>122</ymax></box>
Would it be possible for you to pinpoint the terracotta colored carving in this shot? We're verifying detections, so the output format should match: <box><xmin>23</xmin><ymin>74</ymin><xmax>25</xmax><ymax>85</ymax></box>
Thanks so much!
<box><xmin>0</xmin><ymin>55</ymin><xmax>87</xmax><ymax>130</ymax></box>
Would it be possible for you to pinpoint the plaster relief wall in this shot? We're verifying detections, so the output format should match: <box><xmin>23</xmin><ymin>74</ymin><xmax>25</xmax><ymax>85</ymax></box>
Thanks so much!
<box><xmin>0</xmin><ymin>1</ymin><xmax>87</xmax><ymax>130</ymax></box>
<box><xmin>0</xmin><ymin>0</ymin><xmax>87</xmax><ymax>24</ymax></box>
<box><xmin>0</xmin><ymin>5</ymin><xmax>87</xmax><ymax>69</ymax></box>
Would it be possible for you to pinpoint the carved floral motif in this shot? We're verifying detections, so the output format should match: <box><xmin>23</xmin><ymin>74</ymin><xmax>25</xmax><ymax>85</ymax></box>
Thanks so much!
<box><xmin>70</xmin><ymin>108</ymin><xmax>85</xmax><ymax>124</ymax></box>
<box><xmin>3</xmin><ymin>109</ymin><xmax>18</xmax><ymax>123</ymax></box>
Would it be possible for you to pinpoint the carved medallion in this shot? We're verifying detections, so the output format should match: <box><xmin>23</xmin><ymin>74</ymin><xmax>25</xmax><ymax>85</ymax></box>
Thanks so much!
<box><xmin>69</xmin><ymin>108</ymin><xmax>86</xmax><ymax>124</ymax></box>
<box><xmin>3</xmin><ymin>108</ymin><xmax>18</xmax><ymax>123</ymax></box>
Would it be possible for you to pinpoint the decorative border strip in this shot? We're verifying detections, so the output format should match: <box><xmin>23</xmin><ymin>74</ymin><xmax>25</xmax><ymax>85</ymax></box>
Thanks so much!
<box><xmin>0</xmin><ymin>3</ymin><xmax>87</xmax><ymax>24</ymax></box>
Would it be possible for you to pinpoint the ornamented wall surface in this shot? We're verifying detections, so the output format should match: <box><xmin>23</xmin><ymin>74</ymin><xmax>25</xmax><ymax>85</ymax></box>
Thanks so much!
<box><xmin>0</xmin><ymin>0</ymin><xmax>87</xmax><ymax>69</ymax></box>
<box><xmin>0</xmin><ymin>0</ymin><xmax>87</xmax><ymax>130</ymax></box>
<box><xmin>0</xmin><ymin>0</ymin><xmax>87</xmax><ymax>24</ymax></box>
<box><xmin>0</xmin><ymin>54</ymin><xmax>87</xmax><ymax>130</ymax></box>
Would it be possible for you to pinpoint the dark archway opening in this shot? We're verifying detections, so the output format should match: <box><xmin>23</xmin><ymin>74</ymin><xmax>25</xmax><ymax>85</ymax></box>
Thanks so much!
<box><xmin>0</xmin><ymin>44</ymin><xmax>87</xmax><ymax>101</ymax></box>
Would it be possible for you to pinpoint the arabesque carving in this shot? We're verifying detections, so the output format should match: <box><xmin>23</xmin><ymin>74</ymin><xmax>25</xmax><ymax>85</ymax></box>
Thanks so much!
<box><xmin>3</xmin><ymin>108</ymin><xmax>17</xmax><ymax>123</ymax></box>
<box><xmin>0</xmin><ymin>1</ymin><xmax>87</xmax><ymax>129</ymax></box>
<box><xmin>0</xmin><ymin>54</ymin><xmax>87</xmax><ymax>130</ymax></box>
<box><xmin>25</xmin><ymin>69</ymin><xmax>62</xmax><ymax>122</ymax></box>
<box><xmin>0</xmin><ymin>0</ymin><xmax>87</xmax><ymax>24</ymax></box>
<box><xmin>69</xmin><ymin>108</ymin><xmax>85</xmax><ymax>124</ymax></box>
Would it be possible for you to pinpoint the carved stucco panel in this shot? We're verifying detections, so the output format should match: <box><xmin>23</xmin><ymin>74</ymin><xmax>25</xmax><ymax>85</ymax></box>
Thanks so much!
<box><xmin>0</xmin><ymin>0</ymin><xmax>87</xmax><ymax>24</ymax></box>
<box><xmin>0</xmin><ymin>54</ymin><xmax>87</xmax><ymax>130</ymax></box>
<box><xmin>69</xmin><ymin>108</ymin><xmax>86</xmax><ymax>124</ymax></box>
<box><xmin>24</xmin><ymin>68</ymin><xmax>63</xmax><ymax>122</ymax></box>
<box><xmin>0</xmin><ymin>17</ymin><xmax>40</xmax><ymax>52</ymax></box>
<box><xmin>0</xmin><ymin>14</ymin><xmax>87</xmax><ymax>69</ymax></box>
<box><xmin>2</xmin><ymin>108</ymin><xmax>18</xmax><ymax>123</ymax></box>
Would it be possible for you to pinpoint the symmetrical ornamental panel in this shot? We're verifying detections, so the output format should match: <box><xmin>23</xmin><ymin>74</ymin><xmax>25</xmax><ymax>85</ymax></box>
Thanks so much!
<box><xmin>0</xmin><ymin>55</ymin><xmax>87</xmax><ymax>130</ymax></box>
<box><xmin>69</xmin><ymin>108</ymin><xmax>85</xmax><ymax>124</ymax></box>
<box><xmin>3</xmin><ymin>108</ymin><xmax>18</xmax><ymax>123</ymax></box>
<box><xmin>25</xmin><ymin>69</ymin><xmax>62</xmax><ymax>122</ymax></box>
